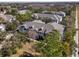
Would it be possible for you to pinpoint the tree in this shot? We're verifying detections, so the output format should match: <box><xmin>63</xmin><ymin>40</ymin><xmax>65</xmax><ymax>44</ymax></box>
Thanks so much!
<box><xmin>11</xmin><ymin>9</ymin><xmax>18</xmax><ymax>15</ymax></box>
<box><xmin>6</xmin><ymin>21</ymin><xmax>17</xmax><ymax>31</ymax></box>
<box><xmin>36</xmin><ymin>30</ymin><xmax>63</xmax><ymax>57</ymax></box>
<box><xmin>0</xmin><ymin>17</ymin><xmax>5</xmax><ymax>24</ymax></box>
<box><xmin>27</xmin><ymin>5</ymin><xmax>43</xmax><ymax>13</ymax></box>
<box><xmin>63</xmin><ymin>15</ymin><xmax>76</xmax><ymax>56</ymax></box>
<box><xmin>16</xmin><ymin>12</ymin><xmax>32</xmax><ymax>23</ymax></box>
<box><xmin>0</xmin><ymin>32</ymin><xmax>6</xmax><ymax>43</ymax></box>
<box><xmin>32</xmin><ymin>8</ymin><xmax>43</xmax><ymax>13</ymax></box>
<box><xmin>6</xmin><ymin>8</ymin><xmax>18</xmax><ymax>16</ymax></box>
<box><xmin>0</xmin><ymin>44</ymin><xmax>12</xmax><ymax>57</ymax></box>
<box><xmin>27</xmin><ymin>5</ymin><xmax>33</xmax><ymax>11</ymax></box>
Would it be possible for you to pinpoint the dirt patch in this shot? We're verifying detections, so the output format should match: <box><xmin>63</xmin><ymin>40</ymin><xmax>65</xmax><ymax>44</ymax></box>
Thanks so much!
<box><xmin>11</xmin><ymin>41</ymin><xmax>41</xmax><ymax>57</ymax></box>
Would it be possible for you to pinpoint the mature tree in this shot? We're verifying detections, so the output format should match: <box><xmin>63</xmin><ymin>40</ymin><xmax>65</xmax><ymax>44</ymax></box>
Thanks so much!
<box><xmin>0</xmin><ymin>44</ymin><xmax>12</xmax><ymax>57</ymax></box>
<box><xmin>27</xmin><ymin>5</ymin><xmax>43</xmax><ymax>13</ymax></box>
<box><xmin>11</xmin><ymin>9</ymin><xmax>18</xmax><ymax>15</ymax></box>
<box><xmin>63</xmin><ymin>15</ymin><xmax>76</xmax><ymax>56</ymax></box>
<box><xmin>6</xmin><ymin>8</ymin><xmax>18</xmax><ymax>16</ymax></box>
<box><xmin>0</xmin><ymin>32</ymin><xmax>6</xmax><ymax>43</ymax></box>
<box><xmin>6</xmin><ymin>21</ymin><xmax>17</xmax><ymax>31</ymax></box>
<box><xmin>27</xmin><ymin>5</ymin><xmax>33</xmax><ymax>11</ymax></box>
<box><xmin>16</xmin><ymin>12</ymin><xmax>32</xmax><ymax>23</ymax></box>
<box><xmin>0</xmin><ymin>17</ymin><xmax>5</xmax><ymax>24</ymax></box>
<box><xmin>32</xmin><ymin>8</ymin><xmax>43</xmax><ymax>13</ymax></box>
<box><xmin>36</xmin><ymin>30</ymin><xmax>63</xmax><ymax>57</ymax></box>
<box><xmin>63</xmin><ymin>29</ymin><xmax>75</xmax><ymax>56</ymax></box>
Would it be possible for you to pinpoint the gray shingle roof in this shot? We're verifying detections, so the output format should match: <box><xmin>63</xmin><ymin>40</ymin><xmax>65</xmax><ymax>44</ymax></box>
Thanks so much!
<box><xmin>48</xmin><ymin>22</ymin><xmax>65</xmax><ymax>36</ymax></box>
<box><xmin>5</xmin><ymin>15</ymin><xmax>14</xmax><ymax>20</ymax></box>
<box><xmin>0</xmin><ymin>14</ymin><xmax>15</xmax><ymax>22</ymax></box>
<box><xmin>20</xmin><ymin>21</ymin><xmax>54</xmax><ymax>33</ymax></box>
<box><xmin>33</xmin><ymin>13</ymin><xmax>62</xmax><ymax>22</ymax></box>
<box><xmin>32</xmin><ymin>20</ymin><xmax>45</xmax><ymax>24</ymax></box>
<box><xmin>19</xmin><ymin>20</ymin><xmax>65</xmax><ymax>37</ymax></box>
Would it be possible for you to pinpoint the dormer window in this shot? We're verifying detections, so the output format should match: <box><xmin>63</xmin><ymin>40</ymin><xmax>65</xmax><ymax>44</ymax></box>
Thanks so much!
<box><xmin>38</xmin><ymin>28</ymin><xmax>42</xmax><ymax>31</ymax></box>
<box><xmin>21</xmin><ymin>26</ymin><xmax>24</xmax><ymax>28</ymax></box>
<box><xmin>29</xmin><ymin>26</ymin><xmax>32</xmax><ymax>29</ymax></box>
<box><xmin>38</xmin><ymin>27</ymin><xmax>43</xmax><ymax>31</ymax></box>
